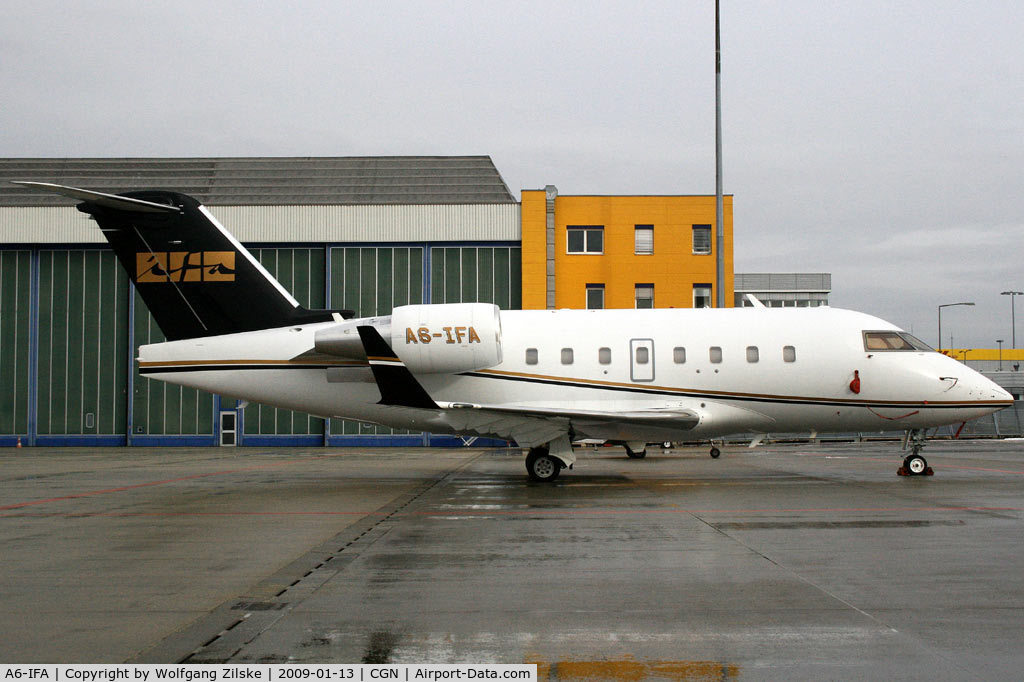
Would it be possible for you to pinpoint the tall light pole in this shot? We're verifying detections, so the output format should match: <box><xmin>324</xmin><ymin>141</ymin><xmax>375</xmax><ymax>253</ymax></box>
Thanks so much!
<box><xmin>997</xmin><ymin>339</ymin><xmax>1004</xmax><ymax>370</ymax></box>
<box><xmin>714</xmin><ymin>0</ymin><xmax>725</xmax><ymax>308</ymax></box>
<box><xmin>938</xmin><ymin>302</ymin><xmax>974</xmax><ymax>352</ymax></box>
<box><xmin>1001</xmin><ymin>290</ymin><xmax>1023</xmax><ymax>349</ymax></box>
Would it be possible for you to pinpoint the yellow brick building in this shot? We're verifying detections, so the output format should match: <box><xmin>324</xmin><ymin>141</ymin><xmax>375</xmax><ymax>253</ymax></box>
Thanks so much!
<box><xmin>521</xmin><ymin>186</ymin><xmax>734</xmax><ymax>309</ymax></box>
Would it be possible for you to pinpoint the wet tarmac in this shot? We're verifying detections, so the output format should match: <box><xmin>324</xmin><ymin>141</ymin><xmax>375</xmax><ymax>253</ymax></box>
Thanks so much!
<box><xmin>2</xmin><ymin>440</ymin><xmax>1024</xmax><ymax>679</ymax></box>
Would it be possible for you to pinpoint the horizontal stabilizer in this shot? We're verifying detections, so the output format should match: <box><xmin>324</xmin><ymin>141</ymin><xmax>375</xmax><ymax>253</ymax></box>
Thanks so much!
<box><xmin>11</xmin><ymin>181</ymin><xmax>182</xmax><ymax>213</ymax></box>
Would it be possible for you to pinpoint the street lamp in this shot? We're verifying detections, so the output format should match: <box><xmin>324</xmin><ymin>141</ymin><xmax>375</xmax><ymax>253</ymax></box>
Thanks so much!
<box><xmin>997</xmin><ymin>339</ymin><xmax>1004</xmax><ymax>370</ymax></box>
<box><xmin>938</xmin><ymin>302</ymin><xmax>975</xmax><ymax>352</ymax></box>
<box><xmin>1001</xmin><ymin>291</ymin><xmax>1023</xmax><ymax>349</ymax></box>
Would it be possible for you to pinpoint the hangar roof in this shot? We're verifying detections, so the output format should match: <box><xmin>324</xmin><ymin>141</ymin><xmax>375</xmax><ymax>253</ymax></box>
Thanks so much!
<box><xmin>0</xmin><ymin>156</ymin><xmax>516</xmax><ymax>206</ymax></box>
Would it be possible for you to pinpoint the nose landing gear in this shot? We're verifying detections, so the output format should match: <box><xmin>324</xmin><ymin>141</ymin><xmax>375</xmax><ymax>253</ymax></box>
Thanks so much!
<box><xmin>897</xmin><ymin>429</ymin><xmax>934</xmax><ymax>476</ymax></box>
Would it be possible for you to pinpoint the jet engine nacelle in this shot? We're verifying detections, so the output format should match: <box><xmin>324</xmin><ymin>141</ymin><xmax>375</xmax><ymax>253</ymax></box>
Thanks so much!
<box><xmin>390</xmin><ymin>303</ymin><xmax>503</xmax><ymax>373</ymax></box>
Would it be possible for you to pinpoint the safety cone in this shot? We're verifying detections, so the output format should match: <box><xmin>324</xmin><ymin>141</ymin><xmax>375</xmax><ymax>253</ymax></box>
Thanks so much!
<box><xmin>16</xmin><ymin>436</ymin><xmax>22</xmax><ymax>448</ymax></box>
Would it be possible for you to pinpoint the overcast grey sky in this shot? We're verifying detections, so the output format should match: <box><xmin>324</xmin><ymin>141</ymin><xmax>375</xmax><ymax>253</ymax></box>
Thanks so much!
<box><xmin>2</xmin><ymin>1</ymin><xmax>1022</xmax><ymax>349</ymax></box>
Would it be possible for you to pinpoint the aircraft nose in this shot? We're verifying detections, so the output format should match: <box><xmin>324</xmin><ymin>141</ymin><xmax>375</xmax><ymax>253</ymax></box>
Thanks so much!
<box><xmin>966</xmin><ymin>372</ymin><xmax>1013</xmax><ymax>403</ymax></box>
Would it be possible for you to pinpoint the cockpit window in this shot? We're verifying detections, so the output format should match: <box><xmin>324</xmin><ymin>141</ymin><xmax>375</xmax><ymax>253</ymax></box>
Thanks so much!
<box><xmin>863</xmin><ymin>331</ymin><xmax>934</xmax><ymax>352</ymax></box>
<box><xmin>899</xmin><ymin>332</ymin><xmax>934</xmax><ymax>351</ymax></box>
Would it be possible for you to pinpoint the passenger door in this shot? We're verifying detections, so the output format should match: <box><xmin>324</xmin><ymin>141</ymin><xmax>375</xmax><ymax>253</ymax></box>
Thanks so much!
<box><xmin>630</xmin><ymin>338</ymin><xmax>655</xmax><ymax>382</ymax></box>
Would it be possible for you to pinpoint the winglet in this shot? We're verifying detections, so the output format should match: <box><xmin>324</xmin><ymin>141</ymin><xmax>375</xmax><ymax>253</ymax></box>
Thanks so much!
<box><xmin>356</xmin><ymin>326</ymin><xmax>439</xmax><ymax>409</ymax></box>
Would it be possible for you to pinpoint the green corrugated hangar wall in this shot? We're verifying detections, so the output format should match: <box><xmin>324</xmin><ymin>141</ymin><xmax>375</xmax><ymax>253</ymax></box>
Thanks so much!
<box><xmin>0</xmin><ymin>244</ymin><xmax>521</xmax><ymax>446</ymax></box>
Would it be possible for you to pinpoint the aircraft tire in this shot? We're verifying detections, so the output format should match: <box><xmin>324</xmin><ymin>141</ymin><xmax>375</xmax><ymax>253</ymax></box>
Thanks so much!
<box><xmin>905</xmin><ymin>454</ymin><xmax>928</xmax><ymax>475</ymax></box>
<box><xmin>710</xmin><ymin>447</ymin><xmax>721</xmax><ymax>459</ymax></box>
<box><xmin>526</xmin><ymin>448</ymin><xmax>561</xmax><ymax>482</ymax></box>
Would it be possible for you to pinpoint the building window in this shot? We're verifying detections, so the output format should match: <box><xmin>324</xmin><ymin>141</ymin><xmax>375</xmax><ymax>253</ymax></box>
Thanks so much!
<box><xmin>692</xmin><ymin>225</ymin><xmax>712</xmax><ymax>254</ymax></box>
<box><xmin>561</xmin><ymin>348</ymin><xmax>574</xmax><ymax>365</ymax></box>
<box><xmin>746</xmin><ymin>346</ymin><xmax>759</xmax><ymax>363</ymax></box>
<box><xmin>586</xmin><ymin>283</ymin><xmax>605</xmax><ymax>309</ymax></box>
<box><xmin>694</xmin><ymin>284</ymin><xmax>712</xmax><ymax>308</ymax></box>
<box><xmin>634</xmin><ymin>225</ymin><xmax>654</xmax><ymax>254</ymax></box>
<box><xmin>709</xmin><ymin>346</ymin><xmax>723</xmax><ymax>363</ymax></box>
<box><xmin>567</xmin><ymin>226</ymin><xmax>603</xmax><ymax>254</ymax></box>
<box><xmin>635</xmin><ymin>284</ymin><xmax>654</xmax><ymax>309</ymax></box>
<box><xmin>673</xmin><ymin>347</ymin><xmax>686</xmax><ymax>364</ymax></box>
<box><xmin>526</xmin><ymin>348</ymin><xmax>538</xmax><ymax>365</ymax></box>
<box><xmin>783</xmin><ymin>346</ymin><xmax>796</xmax><ymax>363</ymax></box>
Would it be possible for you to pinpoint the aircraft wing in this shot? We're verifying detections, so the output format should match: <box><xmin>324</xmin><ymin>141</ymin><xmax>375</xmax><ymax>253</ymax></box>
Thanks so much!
<box><xmin>424</xmin><ymin>401</ymin><xmax>696</xmax><ymax>447</ymax></box>
<box><xmin>437</xmin><ymin>402</ymin><xmax>701</xmax><ymax>448</ymax></box>
<box><xmin>438</xmin><ymin>401</ymin><xmax>700</xmax><ymax>429</ymax></box>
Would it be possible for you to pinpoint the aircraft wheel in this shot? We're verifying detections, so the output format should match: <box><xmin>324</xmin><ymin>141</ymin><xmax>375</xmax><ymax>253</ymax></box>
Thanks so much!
<box><xmin>904</xmin><ymin>454</ymin><xmax>928</xmax><ymax>475</ymax></box>
<box><xmin>710</xmin><ymin>447</ymin><xmax>721</xmax><ymax>459</ymax></box>
<box><xmin>625</xmin><ymin>444</ymin><xmax>647</xmax><ymax>459</ymax></box>
<box><xmin>526</xmin><ymin>447</ymin><xmax>561</xmax><ymax>482</ymax></box>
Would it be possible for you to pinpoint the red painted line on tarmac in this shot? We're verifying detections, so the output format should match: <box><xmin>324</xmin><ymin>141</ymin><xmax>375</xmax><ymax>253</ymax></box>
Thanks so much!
<box><xmin>795</xmin><ymin>453</ymin><xmax>1024</xmax><ymax>475</ymax></box>
<box><xmin>1</xmin><ymin>510</ymin><xmax>373</xmax><ymax>518</ymax></box>
<box><xmin>859</xmin><ymin>458</ymin><xmax>1024</xmax><ymax>475</ymax></box>
<box><xmin>0</xmin><ymin>456</ymin><xmax>330</xmax><ymax>511</ymax></box>
<box><xmin>408</xmin><ymin>505</ymin><xmax>1024</xmax><ymax>517</ymax></box>
<box><xmin>937</xmin><ymin>464</ymin><xmax>1024</xmax><ymax>475</ymax></box>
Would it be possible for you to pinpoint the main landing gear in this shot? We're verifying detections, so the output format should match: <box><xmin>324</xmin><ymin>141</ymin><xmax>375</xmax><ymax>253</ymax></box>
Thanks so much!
<box><xmin>624</xmin><ymin>442</ymin><xmax>647</xmax><ymax>459</ymax></box>
<box><xmin>526</xmin><ymin>446</ymin><xmax>561</xmax><ymax>482</ymax></box>
<box><xmin>897</xmin><ymin>429</ymin><xmax>934</xmax><ymax>476</ymax></box>
<box><xmin>525</xmin><ymin>435</ymin><xmax>576</xmax><ymax>482</ymax></box>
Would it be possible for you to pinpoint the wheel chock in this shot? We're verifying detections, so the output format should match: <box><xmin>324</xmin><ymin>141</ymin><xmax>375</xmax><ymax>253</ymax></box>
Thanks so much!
<box><xmin>924</xmin><ymin>467</ymin><xmax>934</xmax><ymax>476</ymax></box>
<box><xmin>897</xmin><ymin>466</ymin><xmax>910</xmax><ymax>476</ymax></box>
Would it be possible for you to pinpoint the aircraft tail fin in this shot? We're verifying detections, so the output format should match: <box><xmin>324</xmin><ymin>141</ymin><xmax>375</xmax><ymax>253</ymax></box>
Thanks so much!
<box><xmin>13</xmin><ymin>182</ymin><xmax>353</xmax><ymax>340</ymax></box>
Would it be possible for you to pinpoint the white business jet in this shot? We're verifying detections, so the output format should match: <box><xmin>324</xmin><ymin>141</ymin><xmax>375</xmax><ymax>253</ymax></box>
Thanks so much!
<box><xmin>14</xmin><ymin>182</ymin><xmax>1013</xmax><ymax>481</ymax></box>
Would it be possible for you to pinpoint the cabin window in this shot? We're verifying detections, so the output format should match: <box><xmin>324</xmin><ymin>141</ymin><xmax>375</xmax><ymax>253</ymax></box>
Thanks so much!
<box><xmin>863</xmin><ymin>331</ymin><xmax>933</xmax><ymax>352</ymax></box>
<box><xmin>561</xmin><ymin>348</ymin><xmax>574</xmax><ymax>365</ymax></box>
<box><xmin>525</xmin><ymin>348</ymin><xmax>538</xmax><ymax>365</ymax></box>
<box><xmin>598</xmin><ymin>347</ymin><xmax>611</xmax><ymax>364</ymax></box>
<box><xmin>746</xmin><ymin>346</ymin><xmax>759</xmax><ymax>363</ymax></box>
<box><xmin>709</xmin><ymin>346</ymin><xmax>723</xmax><ymax>363</ymax></box>
<box><xmin>635</xmin><ymin>346</ymin><xmax>650</xmax><ymax>364</ymax></box>
<box><xmin>783</xmin><ymin>345</ymin><xmax>796</xmax><ymax>362</ymax></box>
<box><xmin>673</xmin><ymin>347</ymin><xmax>686</xmax><ymax>364</ymax></box>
